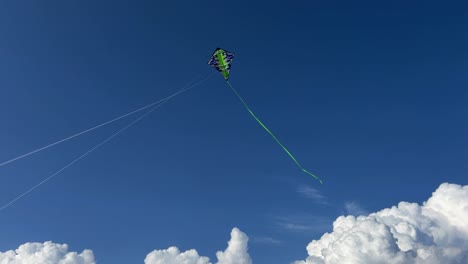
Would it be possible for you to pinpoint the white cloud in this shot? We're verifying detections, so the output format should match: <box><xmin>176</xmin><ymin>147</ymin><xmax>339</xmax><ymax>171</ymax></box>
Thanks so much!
<box><xmin>144</xmin><ymin>247</ymin><xmax>210</xmax><ymax>264</ymax></box>
<box><xmin>216</xmin><ymin>228</ymin><xmax>252</xmax><ymax>264</ymax></box>
<box><xmin>145</xmin><ymin>227</ymin><xmax>252</xmax><ymax>264</ymax></box>
<box><xmin>0</xmin><ymin>241</ymin><xmax>95</xmax><ymax>264</ymax></box>
<box><xmin>293</xmin><ymin>183</ymin><xmax>468</xmax><ymax>264</ymax></box>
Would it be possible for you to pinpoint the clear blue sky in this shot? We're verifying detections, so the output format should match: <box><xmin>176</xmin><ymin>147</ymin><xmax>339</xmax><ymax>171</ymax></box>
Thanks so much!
<box><xmin>0</xmin><ymin>1</ymin><xmax>466</xmax><ymax>263</ymax></box>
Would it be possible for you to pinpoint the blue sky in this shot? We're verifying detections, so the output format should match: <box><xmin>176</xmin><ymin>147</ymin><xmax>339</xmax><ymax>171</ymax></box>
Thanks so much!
<box><xmin>0</xmin><ymin>1</ymin><xmax>466</xmax><ymax>263</ymax></box>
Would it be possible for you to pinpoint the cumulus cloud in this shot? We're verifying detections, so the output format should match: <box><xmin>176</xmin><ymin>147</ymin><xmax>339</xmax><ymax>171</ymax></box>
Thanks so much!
<box><xmin>216</xmin><ymin>228</ymin><xmax>252</xmax><ymax>264</ymax></box>
<box><xmin>293</xmin><ymin>183</ymin><xmax>468</xmax><ymax>264</ymax></box>
<box><xmin>144</xmin><ymin>246</ymin><xmax>210</xmax><ymax>264</ymax></box>
<box><xmin>0</xmin><ymin>241</ymin><xmax>95</xmax><ymax>264</ymax></box>
<box><xmin>145</xmin><ymin>227</ymin><xmax>252</xmax><ymax>264</ymax></box>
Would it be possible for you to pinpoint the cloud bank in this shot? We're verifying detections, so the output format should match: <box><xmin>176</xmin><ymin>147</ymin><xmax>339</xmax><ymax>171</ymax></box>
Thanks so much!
<box><xmin>145</xmin><ymin>227</ymin><xmax>252</xmax><ymax>264</ymax></box>
<box><xmin>0</xmin><ymin>228</ymin><xmax>250</xmax><ymax>264</ymax></box>
<box><xmin>2</xmin><ymin>183</ymin><xmax>465</xmax><ymax>264</ymax></box>
<box><xmin>0</xmin><ymin>241</ymin><xmax>95</xmax><ymax>264</ymax></box>
<box><xmin>294</xmin><ymin>183</ymin><xmax>468</xmax><ymax>264</ymax></box>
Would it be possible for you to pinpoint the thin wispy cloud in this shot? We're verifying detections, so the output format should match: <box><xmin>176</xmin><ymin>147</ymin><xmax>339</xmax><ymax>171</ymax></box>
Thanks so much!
<box><xmin>296</xmin><ymin>185</ymin><xmax>328</xmax><ymax>204</ymax></box>
<box><xmin>251</xmin><ymin>236</ymin><xmax>281</xmax><ymax>245</ymax></box>
<box><xmin>344</xmin><ymin>201</ymin><xmax>368</xmax><ymax>216</ymax></box>
<box><xmin>275</xmin><ymin>215</ymin><xmax>332</xmax><ymax>233</ymax></box>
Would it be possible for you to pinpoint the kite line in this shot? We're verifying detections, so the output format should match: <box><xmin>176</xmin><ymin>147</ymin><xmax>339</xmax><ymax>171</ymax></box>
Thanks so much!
<box><xmin>0</xmin><ymin>75</ymin><xmax>211</xmax><ymax>212</ymax></box>
<box><xmin>0</xmin><ymin>105</ymin><xmax>160</xmax><ymax>212</ymax></box>
<box><xmin>226</xmin><ymin>81</ymin><xmax>322</xmax><ymax>184</ymax></box>
<box><xmin>0</xmin><ymin>74</ymin><xmax>213</xmax><ymax>169</ymax></box>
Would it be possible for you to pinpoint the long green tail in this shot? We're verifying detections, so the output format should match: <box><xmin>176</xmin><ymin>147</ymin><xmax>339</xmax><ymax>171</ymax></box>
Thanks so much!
<box><xmin>226</xmin><ymin>81</ymin><xmax>322</xmax><ymax>184</ymax></box>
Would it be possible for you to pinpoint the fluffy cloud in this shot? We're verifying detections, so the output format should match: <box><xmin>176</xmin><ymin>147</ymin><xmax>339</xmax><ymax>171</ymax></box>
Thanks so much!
<box><xmin>145</xmin><ymin>228</ymin><xmax>252</xmax><ymax>264</ymax></box>
<box><xmin>216</xmin><ymin>228</ymin><xmax>252</xmax><ymax>264</ymax></box>
<box><xmin>144</xmin><ymin>246</ymin><xmax>210</xmax><ymax>264</ymax></box>
<box><xmin>294</xmin><ymin>183</ymin><xmax>468</xmax><ymax>264</ymax></box>
<box><xmin>0</xmin><ymin>241</ymin><xmax>95</xmax><ymax>264</ymax></box>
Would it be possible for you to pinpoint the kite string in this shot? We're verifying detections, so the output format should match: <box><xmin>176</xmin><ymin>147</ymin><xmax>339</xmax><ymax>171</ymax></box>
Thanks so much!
<box><xmin>0</xmin><ymin>75</ymin><xmax>204</xmax><ymax>212</ymax></box>
<box><xmin>226</xmin><ymin>81</ymin><xmax>322</xmax><ymax>183</ymax></box>
<box><xmin>0</xmin><ymin>106</ymin><xmax>159</xmax><ymax>213</ymax></box>
<box><xmin>0</xmin><ymin>73</ymin><xmax>214</xmax><ymax>168</ymax></box>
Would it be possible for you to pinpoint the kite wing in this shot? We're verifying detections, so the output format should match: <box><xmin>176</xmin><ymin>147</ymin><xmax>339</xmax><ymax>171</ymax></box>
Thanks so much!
<box><xmin>208</xmin><ymin>48</ymin><xmax>235</xmax><ymax>80</ymax></box>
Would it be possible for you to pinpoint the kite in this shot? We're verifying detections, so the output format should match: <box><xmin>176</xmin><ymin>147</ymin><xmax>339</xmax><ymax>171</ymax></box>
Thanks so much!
<box><xmin>208</xmin><ymin>48</ymin><xmax>234</xmax><ymax>80</ymax></box>
<box><xmin>208</xmin><ymin>48</ymin><xmax>323</xmax><ymax>183</ymax></box>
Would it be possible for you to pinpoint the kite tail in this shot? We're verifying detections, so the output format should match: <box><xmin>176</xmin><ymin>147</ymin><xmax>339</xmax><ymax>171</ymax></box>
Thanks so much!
<box><xmin>226</xmin><ymin>81</ymin><xmax>323</xmax><ymax>184</ymax></box>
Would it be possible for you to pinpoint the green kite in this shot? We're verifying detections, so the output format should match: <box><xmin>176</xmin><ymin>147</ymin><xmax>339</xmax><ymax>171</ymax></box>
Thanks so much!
<box><xmin>208</xmin><ymin>48</ymin><xmax>323</xmax><ymax>183</ymax></box>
